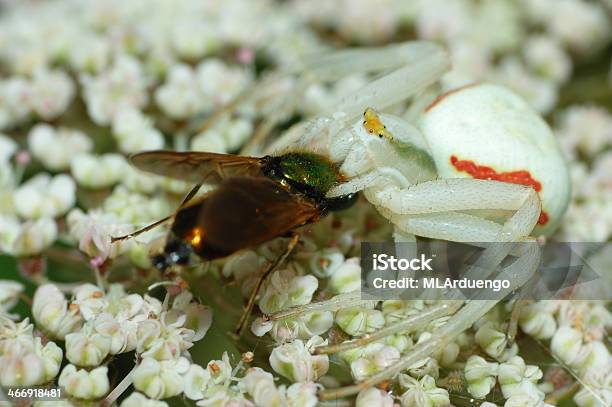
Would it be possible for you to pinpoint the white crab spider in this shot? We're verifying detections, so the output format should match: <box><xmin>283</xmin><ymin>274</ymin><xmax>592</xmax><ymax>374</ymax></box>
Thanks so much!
<box><xmin>262</xmin><ymin>42</ymin><xmax>571</xmax><ymax>400</ymax></box>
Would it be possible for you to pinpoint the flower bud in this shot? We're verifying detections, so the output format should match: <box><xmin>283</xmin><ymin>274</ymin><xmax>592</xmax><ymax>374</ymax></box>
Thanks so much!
<box><xmin>14</xmin><ymin>173</ymin><xmax>76</xmax><ymax>219</ymax></box>
<box><xmin>28</xmin><ymin>124</ymin><xmax>93</xmax><ymax>171</ymax></box>
<box><xmin>32</xmin><ymin>284</ymin><xmax>82</xmax><ymax>340</ymax></box>
<box><xmin>465</xmin><ymin>355</ymin><xmax>499</xmax><ymax>398</ymax></box>
<box><xmin>355</xmin><ymin>387</ymin><xmax>394</xmax><ymax>407</ymax></box>
<box><xmin>183</xmin><ymin>364</ymin><xmax>212</xmax><ymax>401</ymax></box>
<box><xmin>58</xmin><ymin>364</ymin><xmax>109</xmax><ymax>400</ymax></box>
<box><xmin>399</xmin><ymin>374</ymin><xmax>450</xmax><ymax>407</ymax></box>
<box><xmin>133</xmin><ymin>357</ymin><xmax>190</xmax><ymax>400</ymax></box>
<box><xmin>70</xmin><ymin>153</ymin><xmax>126</xmax><ymax>189</ymax></box>
<box><xmin>498</xmin><ymin>356</ymin><xmax>544</xmax><ymax>400</ymax></box>
<box><xmin>65</xmin><ymin>324</ymin><xmax>112</xmax><ymax>367</ymax></box>
<box><xmin>329</xmin><ymin>257</ymin><xmax>361</xmax><ymax>293</ymax></box>
<box><xmin>269</xmin><ymin>336</ymin><xmax>329</xmax><ymax>382</ymax></box>
<box><xmin>12</xmin><ymin>218</ymin><xmax>58</xmax><ymax>257</ymax></box>
<box><xmin>336</xmin><ymin>306</ymin><xmax>385</xmax><ymax>336</ymax></box>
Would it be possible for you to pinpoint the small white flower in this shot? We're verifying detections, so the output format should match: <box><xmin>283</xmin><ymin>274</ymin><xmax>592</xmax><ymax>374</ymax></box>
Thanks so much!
<box><xmin>28</xmin><ymin>69</ymin><xmax>74</xmax><ymax>120</ymax></box>
<box><xmin>170</xmin><ymin>20</ymin><xmax>220</xmax><ymax>60</ymax></box>
<box><xmin>475</xmin><ymin>322</ymin><xmax>511</xmax><ymax>360</ymax></box>
<box><xmin>286</xmin><ymin>381</ymin><xmax>318</xmax><ymax>407</ymax></box>
<box><xmin>196</xmin><ymin>59</ymin><xmax>252</xmax><ymax>107</ymax></box>
<box><xmin>523</xmin><ymin>36</ymin><xmax>571</xmax><ymax>83</ymax></box>
<box><xmin>557</xmin><ymin>106</ymin><xmax>612</xmax><ymax>157</ymax></box>
<box><xmin>11</xmin><ymin>217</ymin><xmax>58</xmax><ymax>256</ymax></box>
<box><xmin>103</xmin><ymin>185</ymin><xmax>170</xmax><ymax>225</ymax></box>
<box><xmin>0</xmin><ymin>134</ymin><xmax>17</xmax><ymax>162</ymax></box>
<box><xmin>328</xmin><ymin>257</ymin><xmax>360</xmax><ymax>293</ymax></box>
<box><xmin>71</xmin><ymin>153</ymin><xmax>127</xmax><ymax>189</ymax></box>
<box><xmin>351</xmin><ymin>344</ymin><xmax>400</xmax><ymax>381</ymax></box>
<box><xmin>504</xmin><ymin>393</ymin><xmax>553</xmax><ymax>407</ymax></box>
<box><xmin>573</xmin><ymin>366</ymin><xmax>612</xmax><ymax>407</ymax></box>
<box><xmin>547</xmin><ymin>0</ymin><xmax>611</xmax><ymax>53</ymax></box>
<box><xmin>13</xmin><ymin>173</ymin><xmax>76</xmax><ymax>219</ymax></box>
<box><xmin>28</xmin><ymin>124</ymin><xmax>93</xmax><ymax>171</ymax></box>
<box><xmin>190</xmin><ymin>117</ymin><xmax>254</xmax><ymax>154</ymax></box>
<box><xmin>80</xmin><ymin>55</ymin><xmax>149</xmax><ymax>125</ymax></box>
<box><xmin>465</xmin><ymin>355</ymin><xmax>499</xmax><ymax>398</ymax></box>
<box><xmin>184</xmin><ymin>364</ymin><xmax>212</xmax><ymax>401</ymax></box>
<box><xmin>498</xmin><ymin>356</ymin><xmax>544</xmax><ymax>400</ymax></box>
<box><xmin>68</xmin><ymin>34</ymin><xmax>111</xmax><ymax>73</ymax></box>
<box><xmin>66</xmin><ymin>208</ymin><xmax>133</xmax><ymax>260</ymax></box>
<box><xmin>0</xmin><ymin>343</ymin><xmax>45</xmax><ymax>386</ymax></box>
<box><xmin>335</xmin><ymin>305</ymin><xmax>385</xmax><ymax>336</ymax></box>
<box><xmin>32</xmin><ymin>284</ymin><xmax>82</xmax><ymax>340</ymax></box>
<box><xmin>207</xmin><ymin>352</ymin><xmax>233</xmax><ymax>385</ymax></box>
<box><xmin>355</xmin><ymin>387</ymin><xmax>394</xmax><ymax>407</ymax></box>
<box><xmin>132</xmin><ymin>356</ymin><xmax>190</xmax><ymax>400</ymax></box>
<box><xmin>399</xmin><ymin>374</ymin><xmax>450</xmax><ymax>407</ymax></box>
<box><xmin>0</xmin><ymin>280</ymin><xmax>23</xmax><ymax>315</ymax></box>
<box><xmin>155</xmin><ymin>64</ymin><xmax>206</xmax><ymax>119</ymax></box>
<box><xmin>551</xmin><ymin>326</ymin><xmax>583</xmax><ymax>366</ymax></box>
<box><xmin>240</xmin><ymin>367</ymin><xmax>283</xmax><ymax>407</ymax></box>
<box><xmin>121</xmin><ymin>392</ymin><xmax>169</xmax><ymax>407</ymax></box>
<box><xmin>259</xmin><ymin>269</ymin><xmax>318</xmax><ymax>315</ymax></box>
<box><xmin>112</xmin><ymin>108</ymin><xmax>164</xmax><ymax>153</ymax></box>
<box><xmin>65</xmin><ymin>323</ymin><xmax>112</xmax><ymax>367</ymax></box>
<box><xmin>58</xmin><ymin>364</ymin><xmax>110</xmax><ymax>400</ymax></box>
<box><xmin>269</xmin><ymin>336</ymin><xmax>329</xmax><ymax>382</ymax></box>
<box><xmin>519</xmin><ymin>302</ymin><xmax>557</xmax><ymax>340</ymax></box>
<box><xmin>0</xmin><ymin>77</ymin><xmax>32</xmax><ymax>129</ymax></box>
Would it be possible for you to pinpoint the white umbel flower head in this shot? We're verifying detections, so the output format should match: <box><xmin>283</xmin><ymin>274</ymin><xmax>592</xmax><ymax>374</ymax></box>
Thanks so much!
<box><xmin>28</xmin><ymin>68</ymin><xmax>74</xmax><ymax>120</ymax></box>
<box><xmin>13</xmin><ymin>173</ymin><xmax>76</xmax><ymax>219</ymax></box>
<box><xmin>28</xmin><ymin>124</ymin><xmax>93</xmax><ymax>171</ymax></box>
<box><xmin>71</xmin><ymin>153</ymin><xmax>127</xmax><ymax>189</ymax></box>
<box><xmin>269</xmin><ymin>336</ymin><xmax>329</xmax><ymax>382</ymax></box>
<box><xmin>112</xmin><ymin>108</ymin><xmax>164</xmax><ymax>153</ymax></box>
<box><xmin>132</xmin><ymin>356</ymin><xmax>190</xmax><ymax>400</ymax></box>
<box><xmin>58</xmin><ymin>364</ymin><xmax>110</xmax><ymax>400</ymax></box>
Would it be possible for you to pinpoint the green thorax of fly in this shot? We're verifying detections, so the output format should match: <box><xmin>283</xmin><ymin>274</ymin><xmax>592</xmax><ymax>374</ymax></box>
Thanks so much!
<box><xmin>271</xmin><ymin>152</ymin><xmax>342</xmax><ymax>199</ymax></box>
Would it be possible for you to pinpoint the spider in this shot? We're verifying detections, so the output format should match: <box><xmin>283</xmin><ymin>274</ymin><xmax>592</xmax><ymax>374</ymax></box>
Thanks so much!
<box><xmin>252</xmin><ymin>42</ymin><xmax>571</xmax><ymax>400</ymax></box>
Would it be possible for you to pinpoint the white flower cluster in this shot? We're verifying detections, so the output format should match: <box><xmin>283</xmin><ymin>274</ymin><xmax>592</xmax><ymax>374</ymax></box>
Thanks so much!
<box><xmin>0</xmin><ymin>281</ymin><xmax>213</xmax><ymax>402</ymax></box>
<box><xmin>293</xmin><ymin>0</ymin><xmax>611</xmax><ymax>114</ymax></box>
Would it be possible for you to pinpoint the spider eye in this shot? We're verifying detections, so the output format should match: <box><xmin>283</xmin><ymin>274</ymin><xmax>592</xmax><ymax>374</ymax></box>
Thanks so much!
<box><xmin>369</xmin><ymin>129</ymin><xmax>373</xmax><ymax>133</ymax></box>
<box><xmin>378</xmin><ymin>134</ymin><xmax>383</xmax><ymax>138</ymax></box>
<box><xmin>363</xmin><ymin>121</ymin><xmax>366</xmax><ymax>125</ymax></box>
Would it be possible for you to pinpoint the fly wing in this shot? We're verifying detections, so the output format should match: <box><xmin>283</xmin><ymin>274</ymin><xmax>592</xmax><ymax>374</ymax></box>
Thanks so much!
<box><xmin>130</xmin><ymin>151</ymin><xmax>267</xmax><ymax>184</ymax></box>
<box><xmin>171</xmin><ymin>176</ymin><xmax>320</xmax><ymax>259</ymax></box>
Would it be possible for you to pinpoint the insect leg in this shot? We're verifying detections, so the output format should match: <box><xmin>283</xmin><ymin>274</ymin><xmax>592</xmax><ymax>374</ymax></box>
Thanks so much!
<box><xmin>234</xmin><ymin>233</ymin><xmax>300</xmax><ymax>337</ymax></box>
<box><xmin>110</xmin><ymin>215</ymin><xmax>173</xmax><ymax>243</ymax></box>
<box><xmin>111</xmin><ymin>183</ymin><xmax>203</xmax><ymax>243</ymax></box>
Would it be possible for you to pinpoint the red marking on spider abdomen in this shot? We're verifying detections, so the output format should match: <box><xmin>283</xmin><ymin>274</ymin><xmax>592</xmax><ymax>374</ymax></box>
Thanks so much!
<box><xmin>450</xmin><ymin>155</ymin><xmax>549</xmax><ymax>225</ymax></box>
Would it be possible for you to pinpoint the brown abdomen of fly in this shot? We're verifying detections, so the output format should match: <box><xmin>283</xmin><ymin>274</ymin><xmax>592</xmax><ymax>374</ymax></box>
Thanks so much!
<box><xmin>171</xmin><ymin>176</ymin><xmax>320</xmax><ymax>261</ymax></box>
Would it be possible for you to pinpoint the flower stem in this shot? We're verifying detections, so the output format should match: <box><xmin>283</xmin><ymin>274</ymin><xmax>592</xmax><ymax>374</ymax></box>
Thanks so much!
<box><xmin>101</xmin><ymin>363</ymin><xmax>137</xmax><ymax>407</ymax></box>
